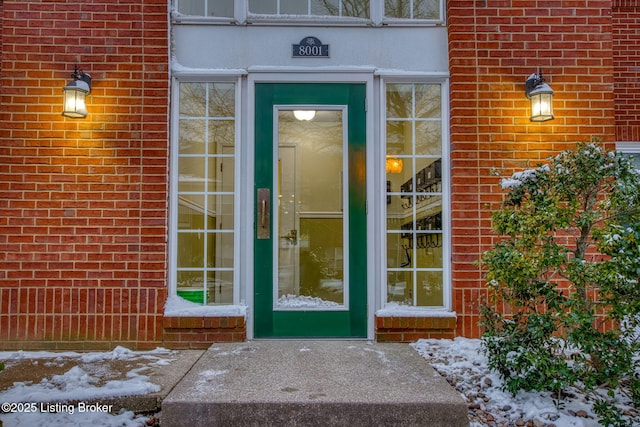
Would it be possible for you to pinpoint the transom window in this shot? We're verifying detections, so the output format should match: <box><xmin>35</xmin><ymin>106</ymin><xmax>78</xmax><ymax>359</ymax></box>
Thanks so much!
<box><xmin>249</xmin><ymin>0</ymin><xmax>370</xmax><ymax>18</ymax></box>
<box><xmin>173</xmin><ymin>0</ymin><xmax>443</xmax><ymax>23</ymax></box>
<box><xmin>385</xmin><ymin>83</ymin><xmax>445</xmax><ymax>307</ymax></box>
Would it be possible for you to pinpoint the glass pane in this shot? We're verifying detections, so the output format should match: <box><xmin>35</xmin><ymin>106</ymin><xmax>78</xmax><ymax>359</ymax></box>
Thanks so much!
<box><xmin>207</xmin><ymin>194</ymin><xmax>234</xmax><ymax>230</ymax></box>
<box><xmin>386</xmin><ymin>84</ymin><xmax>412</xmax><ymax>118</ymax></box>
<box><xmin>387</xmin><ymin>233</ymin><xmax>412</xmax><ymax>268</ymax></box>
<box><xmin>249</xmin><ymin>0</ymin><xmax>276</xmax><ymax>13</ymax></box>
<box><xmin>385</xmin><ymin>0</ymin><xmax>439</xmax><ymax>19</ymax></box>
<box><xmin>399</xmin><ymin>162</ymin><xmax>416</xmax><ymax>193</ymax></box>
<box><xmin>207</xmin><ymin>0</ymin><xmax>234</xmax><ymax>17</ymax></box>
<box><xmin>387</xmin><ymin>159</ymin><xmax>413</xmax><ymax>192</ymax></box>
<box><xmin>281</xmin><ymin>0</ymin><xmax>308</xmax><ymax>14</ymax></box>
<box><xmin>177</xmin><ymin>271</ymin><xmax>205</xmax><ymax>303</ymax></box>
<box><xmin>415</xmin><ymin>121</ymin><xmax>441</xmax><ymax>155</ymax></box>
<box><xmin>416</xmin><ymin>233</ymin><xmax>442</xmax><ymax>268</ymax></box>
<box><xmin>343</xmin><ymin>0</ymin><xmax>370</xmax><ymax>18</ymax></box>
<box><xmin>208</xmin><ymin>83</ymin><xmax>235</xmax><ymax>117</ymax></box>
<box><xmin>208</xmin><ymin>121</ymin><xmax>235</xmax><ymax>154</ymax></box>
<box><xmin>416</xmin><ymin>208</ymin><xmax>441</xmax><ymax>231</ymax></box>
<box><xmin>178</xmin><ymin>194</ymin><xmax>210</xmax><ymax>230</ymax></box>
<box><xmin>387</xmin><ymin>270</ymin><xmax>412</xmax><ymax>304</ymax></box>
<box><xmin>385</xmin><ymin>195</ymin><xmax>406</xmax><ymax>231</ymax></box>
<box><xmin>207</xmin><ymin>271</ymin><xmax>233</xmax><ymax>304</ymax></box>
<box><xmin>207</xmin><ymin>156</ymin><xmax>234</xmax><ymax>192</ymax></box>
<box><xmin>180</xmin><ymin>83</ymin><xmax>206</xmax><ymax>117</ymax></box>
<box><xmin>177</xmin><ymin>232</ymin><xmax>204</xmax><ymax>268</ymax></box>
<box><xmin>178</xmin><ymin>157</ymin><xmax>205</xmax><ymax>193</ymax></box>
<box><xmin>416</xmin><ymin>270</ymin><xmax>443</xmax><ymax>306</ymax></box>
<box><xmin>178</xmin><ymin>0</ymin><xmax>205</xmax><ymax>16</ymax></box>
<box><xmin>415</xmin><ymin>84</ymin><xmax>441</xmax><ymax>118</ymax></box>
<box><xmin>384</xmin><ymin>0</ymin><xmax>408</xmax><ymax>18</ymax></box>
<box><xmin>414</xmin><ymin>0</ymin><xmax>440</xmax><ymax>19</ymax></box>
<box><xmin>415</xmin><ymin>159</ymin><xmax>441</xmax><ymax>192</ymax></box>
<box><xmin>311</xmin><ymin>0</ymin><xmax>338</xmax><ymax>15</ymax></box>
<box><xmin>276</xmin><ymin>109</ymin><xmax>345</xmax><ymax>308</ymax></box>
<box><xmin>179</xmin><ymin>120</ymin><xmax>205</xmax><ymax>155</ymax></box>
<box><xmin>206</xmin><ymin>232</ymin><xmax>234</xmax><ymax>268</ymax></box>
<box><xmin>386</xmin><ymin>120</ymin><xmax>412</xmax><ymax>156</ymax></box>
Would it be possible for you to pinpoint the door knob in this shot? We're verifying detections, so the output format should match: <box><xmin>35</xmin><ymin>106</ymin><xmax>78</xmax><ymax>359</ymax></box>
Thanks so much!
<box><xmin>280</xmin><ymin>229</ymin><xmax>297</xmax><ymax>245</ymax></box>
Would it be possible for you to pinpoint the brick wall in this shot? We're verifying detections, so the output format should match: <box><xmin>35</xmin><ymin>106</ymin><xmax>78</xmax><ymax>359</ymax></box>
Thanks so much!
<box><xmin>612</xmin><ymin>1</ymin><xmax>640</xmax><ymax>141</ymax></box>
<box><xmin>447</xmin><ymin>0</ymin><xmax>616</xmax><ymax>337</ymax></box>
<box><xmin>0</xmin><ymin>0</ymin><xmax>169</xmax><ymax>350</ymax></box>
<box><xmin>0</xmin><ymin>1</ymin><xmax>627</xmax><ymax>348</ymax></box>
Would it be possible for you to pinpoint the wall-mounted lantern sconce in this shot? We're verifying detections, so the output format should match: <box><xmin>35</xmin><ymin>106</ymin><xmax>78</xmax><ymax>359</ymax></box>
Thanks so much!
<box><xmin>525</xmin><ymin>70</ymin><xmax>554</xmax><ymax>122</ymax></box>
<box><xmin>62</xmin><ymin>65</ymin><xmax>92</xmax><ymax>118</ymax></box>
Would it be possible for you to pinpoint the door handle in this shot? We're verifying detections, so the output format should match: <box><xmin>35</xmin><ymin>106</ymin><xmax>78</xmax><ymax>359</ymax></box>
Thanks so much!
<box><xmin>257</xmin><ymin>188</ymin><xmax>270</xmax><ymax>239</ymax></box>
<box><xmin>280</xmin><ymin>229</ymin><xmax>297</xmax><ymax>245</ymax></box>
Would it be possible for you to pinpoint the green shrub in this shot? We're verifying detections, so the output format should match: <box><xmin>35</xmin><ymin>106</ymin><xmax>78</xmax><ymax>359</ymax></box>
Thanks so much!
<box><xmin>481</xmin><ymin>142</ymin><xmax>640</xmax><ymax>426</ymax></box>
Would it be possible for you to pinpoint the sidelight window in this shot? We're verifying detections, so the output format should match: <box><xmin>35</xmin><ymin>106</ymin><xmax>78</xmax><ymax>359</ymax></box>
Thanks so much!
<box><xmin>384</xmin><ymin>83</ymin><xmax>446</xmax><ymax>307</ymax></box>
<box><xmin>173</xmin><ymin>82</ymin><xmax>237</xmax><ymax>305</ymax></box>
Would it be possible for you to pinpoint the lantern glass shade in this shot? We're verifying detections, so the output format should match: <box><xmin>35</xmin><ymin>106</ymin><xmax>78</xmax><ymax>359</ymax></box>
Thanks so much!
<box><xmin>527</xmin><ymin>82</ymin><xmax>554</xmax><ymax>122</ymax></box>
<box><xmin>62</xmin><ymin>79</ymin><xmax>90</xmax><ymax>118</ymax></box>
<box><xmin>385</xmin><ymin>157</ymin><xmax>403</xmax><ymax>174</ymax></box>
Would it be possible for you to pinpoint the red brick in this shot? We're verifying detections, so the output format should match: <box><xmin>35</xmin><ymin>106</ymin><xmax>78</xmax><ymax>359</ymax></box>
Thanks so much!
<box><xmin>1</xmin><ymin>0</ymin><xmax>168</xmax><ymax>333</ymax></box>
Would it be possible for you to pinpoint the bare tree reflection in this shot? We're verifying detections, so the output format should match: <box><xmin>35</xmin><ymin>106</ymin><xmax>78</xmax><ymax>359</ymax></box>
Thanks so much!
<box><xmin>316</xmin><ymin>0</ymin><xmax>370</xmax><ymax>18</ymax></box>
<box><xmin>384</xmin><ymin>0</ymin><xmax>439</xmax><ymax>19</ymax></box>
<box><xmin>385</xmin><ymin>84</ymin><xmax>441</xmax><ymax>155</ymax></box>
<box><xmin>179</xmin><ymin>83</ymin><xmax>235</xmax><ymax>155</ymax></box>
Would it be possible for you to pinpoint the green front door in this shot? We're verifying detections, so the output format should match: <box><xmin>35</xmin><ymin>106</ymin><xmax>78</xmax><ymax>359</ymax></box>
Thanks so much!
<box><xmin>254</xmin><ymin>83</ymin><xmax>367</xmax><ymax>338</ymax></box>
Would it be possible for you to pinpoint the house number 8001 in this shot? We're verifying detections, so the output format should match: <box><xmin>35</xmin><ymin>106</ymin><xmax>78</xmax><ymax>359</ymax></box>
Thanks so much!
<box><xmin>298</xmin><ymin>45</ymin><xmax>323</xmax><ymax>56</ymax></box>
<box><xmin>292</xmin><ymin>36</ymin><xmax>329</xmax><ymax>58</ymax></box>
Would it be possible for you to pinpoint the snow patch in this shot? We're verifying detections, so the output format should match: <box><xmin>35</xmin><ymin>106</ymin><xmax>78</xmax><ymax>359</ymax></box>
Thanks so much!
<box><xmin>376</xmin><ymin>302</ymin><xmax>456</xmax><ymax>318</ymax></box>
<box><xmin>195</xmin><ymin>369</ymin><xmax>228</xmax><ymax>393</ymax></box>
<box><xmin>276</xmin><ymin>294</ymin><xmax>341</xmax><ymax>308</ymax></box>
<box><xmin>0</xmin><ymin>410</ymin><xmax>146</xmax><ymax>427</ymax></box>
<box><xmin>0</xmin><ymin>365</ymin><xmax>160</xmax><ymax>404</ymax></box>
<box><xmin>164</xmin><ymin>295</ymin><xmax>247</xmax><ymax>317</ymax></box>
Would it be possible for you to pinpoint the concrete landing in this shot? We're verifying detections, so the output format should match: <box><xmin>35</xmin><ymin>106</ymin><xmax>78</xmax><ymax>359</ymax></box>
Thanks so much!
<box><xmin>161</xmin><ymin>341</ymin><xmax>469</xmax><ymax>427</ymax></box>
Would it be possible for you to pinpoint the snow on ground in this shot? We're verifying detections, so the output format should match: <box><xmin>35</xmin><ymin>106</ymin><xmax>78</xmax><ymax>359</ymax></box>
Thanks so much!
<box><xmin>1</xmin><ymin>339</ymin><xmax>637</xmax><ymax>426</ymax></box>
<box><xmin>412</xmin><ymin>338</ymin><xmax>639</xmax><ymax>427</ymax></box>
<box><xmin>0</xmin><ymin>346</ymin><xmax>172</xmax><ymax>427</ymax></box>
<box><xmin>0</xmin><ymin>409</ymin><xmax>147</xmax><ymax>427</ymax></box>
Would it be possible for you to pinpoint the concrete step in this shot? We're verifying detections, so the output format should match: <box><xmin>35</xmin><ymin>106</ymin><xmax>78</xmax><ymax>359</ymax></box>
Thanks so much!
<box><xmin>161</xmin><ymin>341</ymin><xmax>469</xmax><ymax>427</ymax></box>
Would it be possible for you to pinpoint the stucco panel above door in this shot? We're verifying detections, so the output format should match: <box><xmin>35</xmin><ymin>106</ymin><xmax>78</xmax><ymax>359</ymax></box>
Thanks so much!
<box><xmin>172</xmin><ymin>26</ymin><xmax>448</xmax><ymax>73</ymax></box>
